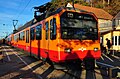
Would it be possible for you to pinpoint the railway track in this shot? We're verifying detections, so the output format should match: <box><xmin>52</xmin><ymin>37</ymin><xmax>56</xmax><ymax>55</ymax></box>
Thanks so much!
<box><xmin>0</xmin><ymin>45</ymin><xmax>116</xmax><ymax>79</ymax></box>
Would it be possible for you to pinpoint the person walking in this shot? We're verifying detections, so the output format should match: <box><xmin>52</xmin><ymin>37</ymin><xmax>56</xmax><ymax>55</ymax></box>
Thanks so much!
<box><xmin>106</xmin><ymin>38</ymin><xmax>112</xmax><ymax>55</ymax></box>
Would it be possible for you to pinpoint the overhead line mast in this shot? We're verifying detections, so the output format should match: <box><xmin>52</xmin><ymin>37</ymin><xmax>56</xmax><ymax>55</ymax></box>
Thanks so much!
<box><xmin>13</xmin><ymin>20</ymin><xmax>18</xmax><ymax>34</ymax></box>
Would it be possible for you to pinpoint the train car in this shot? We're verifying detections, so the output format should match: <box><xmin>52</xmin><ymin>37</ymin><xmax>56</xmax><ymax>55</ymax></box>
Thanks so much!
<box><xmin>5</xmin><ymin>34</ymin><xmax>14</xmax><ymax>45</ymax></box>
<box><xmin>6</xmin><ymin>3</ymin><xmax>101</xmax><ymax>69</ymax></box>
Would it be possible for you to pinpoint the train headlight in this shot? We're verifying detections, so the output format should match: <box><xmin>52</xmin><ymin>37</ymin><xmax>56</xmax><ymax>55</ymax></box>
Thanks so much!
<box><xmin>94</xmin><ymin>48</ymin><xmax>98</xmax><ymax>52</ymax></box>
<box><xmin>65</xmin><ymin>48</ymin><xmax>71</xmax><ymax>53</ymax></box>
<box><xmin>89</xmin><ymin>28</ymin><xmax>92</xmax><ymax>31</ymax></box>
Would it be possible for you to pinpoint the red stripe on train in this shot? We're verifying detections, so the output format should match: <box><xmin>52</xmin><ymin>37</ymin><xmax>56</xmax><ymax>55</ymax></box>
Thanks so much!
<box><xmin>12</xmin><ymin>44</ymin><xmax>101</xmax><ymax>63</ymax></box>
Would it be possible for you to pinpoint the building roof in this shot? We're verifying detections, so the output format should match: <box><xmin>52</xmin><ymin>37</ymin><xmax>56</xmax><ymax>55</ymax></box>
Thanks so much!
<box><xmin>74</xmin><ymin>4</ymin><xmax>113</xmax><ymax>20</ymax></box>
<box><xmin>113</xmin><ymin>11</ymin><xmax>120</xmax><ymax>20</ymax></box>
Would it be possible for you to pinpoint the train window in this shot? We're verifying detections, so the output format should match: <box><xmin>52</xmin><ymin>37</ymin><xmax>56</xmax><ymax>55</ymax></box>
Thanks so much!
<box><xmin>14</xmin><ymin>35</ymin><xmax>15</xmax><ymax>41</ymax></box>
<box><xmin>19</xmin><ymin>33</ymin><xmax>20</xmax><ymax>40</ymax></box>
<box><xmin>45</xmin><ymin>22</ymin><xmax>49</xmax><ymax>40</ymax></box>
<box><xmin>60</xmin><ymin>12</ymin><xmax>98</xmax><ymax>40</ymax></box>
<box><xmin>30</xmin><ymin>28</ymin><xmax>35</xmax><ymax>40</ymax></box>
<box><xmin>23</xmin><ymin>32</ymin><xmax>25</xmax><ymax>40</ymax></box>
<box><xmin>19</xmin><ymin>31</ymin><xmax>25</xmax><ymax>40</ymax></box>
<box><xmin>10</xmin><ymin>37</ymin><xmax>12</xmax><ymax>41</ymax></box>
<box><xmin>36</xmin><ymin>24</ymin><xmax>42</xmax><ymax>40</ymax></box>
<box><xmin>50</xmin><ymin>18</ymin><xmax>56</xmax><ymax>40</ymax></box>
<box><xmin>8</xmin><ymin>38</ymin><xmax>9</xmax><ymax>42</ymax></box>
<box><xmin>8</xmin><ymin>37</ymin><xmax>11</xmax><ymax>42</ymax></box>
<box><xmin>14</xmin><ymin>34</ymin><xmax>18</xmax><ymax>42</ymax></box>
<box><xmin>26</xmin><ymin>30</ymin><xmax>29</xmax><ymax>43</ymax></box>
<box><xmin>21</xmin><ymin>31</ymin><xmax>25</xmax><ymax>40</ymax></box>
<box><xmin>12</xmin><ymin>36</ymin><xmax>14</xmax><ymax>41</ymax></box>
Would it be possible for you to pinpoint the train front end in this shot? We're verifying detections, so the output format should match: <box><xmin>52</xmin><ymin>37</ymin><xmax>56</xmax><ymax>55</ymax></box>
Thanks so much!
<box><xmin>55</xmin><ymin>9</ymin><xmax>101</xmax><ymax>63</ymax></box>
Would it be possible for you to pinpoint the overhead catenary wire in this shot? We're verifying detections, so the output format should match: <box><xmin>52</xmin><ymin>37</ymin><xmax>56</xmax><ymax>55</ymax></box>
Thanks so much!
<box><xmin>0</xmin><ymin>0</ymin><xmax>24</xmax><ymax>30</ymax></box>
<box><xmin>10</xmin><ymin>0</ymin><xmax>23</xmax><ymax>20</ymax></box>
<box><xmin>15</xmin><ymin>0</ymin><xmax>32</xmax><ymax>20</ymax></box>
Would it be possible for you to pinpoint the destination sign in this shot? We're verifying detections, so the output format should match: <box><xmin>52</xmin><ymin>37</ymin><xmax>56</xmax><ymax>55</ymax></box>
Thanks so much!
<box><xmin>66</xmin><ymin>12</ymin><xmax>94</xmax><ymax>20</ymax></box>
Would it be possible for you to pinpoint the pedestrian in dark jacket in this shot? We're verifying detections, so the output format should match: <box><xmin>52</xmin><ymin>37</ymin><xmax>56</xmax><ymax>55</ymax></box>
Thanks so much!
<box><xmin>106</xmin><ymin>38</ymin><xmax>112</xmax><ymax>55</ymax></box>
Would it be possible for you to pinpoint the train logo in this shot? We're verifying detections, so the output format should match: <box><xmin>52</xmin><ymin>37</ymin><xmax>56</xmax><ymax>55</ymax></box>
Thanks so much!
<box><xmin>78</xmin><ymin>47</ymin><xmax>86</xmax><ymax>52</ymax></box>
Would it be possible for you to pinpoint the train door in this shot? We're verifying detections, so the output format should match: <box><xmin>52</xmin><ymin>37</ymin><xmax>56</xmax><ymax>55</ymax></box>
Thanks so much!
<box><xmin>44</xmin><ymin>21</ymin><xmax>49</xmax><ymax>57</ymax></box>
<box><xmin>43</xmin><ymin>18</ymin><xmax>56</xmax><ymax>59</ymax></box>
<box><xmin>26</xmin><ymin>30</ymin><xmax>30</xmax><ymax>52</ymax></box>
<box><xmin>35</xmin><ymin>24</ymin><xmax>42</xmax><ymax>58</ymax></box>
<box><xmin>30</xmin><ymin>27</ymin><xmax>35</xmax><ymax>55</ymax></box>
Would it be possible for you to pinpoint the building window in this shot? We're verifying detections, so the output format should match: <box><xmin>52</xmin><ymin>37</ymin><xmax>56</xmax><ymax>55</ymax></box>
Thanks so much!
<box><xmin>119</xmin><ymin>36</ymin><xmax>120</xmax><ymax>45</ymax></box>
<box><xmin>116</xmin><ymin>20</ymin><xmax>119</xmax><ymax>26</ymax></box>
<box><xmin>119</xmin><ymin>20</ymin><xmax>120</xmax><ymax>25</ymax></box>
<box><xmin>115</xmin><ymin>36</ymin><xmax>117</xmax><ymax>45</ymax></box>
<box><xmin>36</xmin><ymin>24</ymin><xmax>42</xmax><ymax>40</ymax></box>
<box><xmin>113</xmin><ymin>36</ymin><xmax>120</xmax><ymax>46</ymax></box>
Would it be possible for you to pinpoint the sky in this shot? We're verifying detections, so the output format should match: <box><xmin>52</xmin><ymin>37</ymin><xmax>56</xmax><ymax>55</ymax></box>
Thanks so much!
<box><xmin>0</xmin><ymin>0</ymin><xmax>51</xmax><ymax>39</ymax></box>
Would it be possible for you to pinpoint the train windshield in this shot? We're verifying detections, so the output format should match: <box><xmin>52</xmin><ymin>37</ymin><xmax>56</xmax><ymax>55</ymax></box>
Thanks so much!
<box><xmin>60</xmin><ymin>12</ymin><xmax>98</xmax><ymax>40</ymax></box>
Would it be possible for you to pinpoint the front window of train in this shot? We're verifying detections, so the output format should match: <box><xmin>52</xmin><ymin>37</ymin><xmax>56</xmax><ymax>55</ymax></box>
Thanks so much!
<box><xmin>60</xmin><ymin>12</ymin><xmax>98</xmax><ymax>40</ymax></box>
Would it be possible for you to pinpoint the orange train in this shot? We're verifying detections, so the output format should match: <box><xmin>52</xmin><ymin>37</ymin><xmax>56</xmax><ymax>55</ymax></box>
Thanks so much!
<box><xmin>6</xmin><ymin>5</ymin><xmax>101</xmax><ymax>69</ymax></box>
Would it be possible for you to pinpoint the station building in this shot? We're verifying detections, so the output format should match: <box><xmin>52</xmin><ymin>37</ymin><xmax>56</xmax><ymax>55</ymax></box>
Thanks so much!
<box><xmin>112</xmin><ymin>11</ymin><xmax>120</xmax><ymax>50</ymax></box>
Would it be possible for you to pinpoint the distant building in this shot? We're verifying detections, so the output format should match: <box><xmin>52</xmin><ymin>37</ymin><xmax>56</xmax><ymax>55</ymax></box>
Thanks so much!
<box><xmin>112</xmin><ymin>11</ymin><xmax>120</xmax><ymax>50</ymax></box>
<box><xmin>113</xmin><ymin>11</ymin><xmax>120</xmax><ymax>29</ymax></box>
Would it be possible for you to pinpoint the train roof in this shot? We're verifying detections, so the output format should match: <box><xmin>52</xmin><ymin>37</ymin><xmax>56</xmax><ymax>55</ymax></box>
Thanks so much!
<box><xmin>15</xmin><ymin>5</ymin><xmax>96</xmax><ymax>33</ymax></box>
<box><xmin>17</xmin><ymin>19</ymin><xmax>33</xmax><ymax>31</ymax></box>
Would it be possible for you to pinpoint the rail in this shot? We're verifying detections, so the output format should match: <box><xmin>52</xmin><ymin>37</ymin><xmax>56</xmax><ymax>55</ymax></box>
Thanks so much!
<box><xmin>96</xmin><ymin>61</ymin><xmax>120</xmax><ymax>79</ymax></box>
